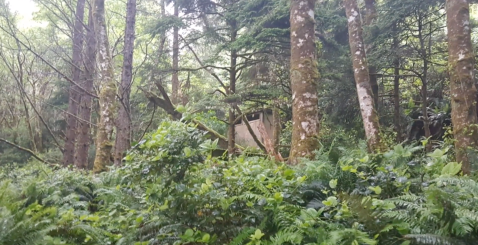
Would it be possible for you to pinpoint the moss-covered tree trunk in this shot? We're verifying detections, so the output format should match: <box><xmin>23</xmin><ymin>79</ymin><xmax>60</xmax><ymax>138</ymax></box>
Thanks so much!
<box><xmin>113</xmin><ymin>0</ymin><xmax>136</xmax><ymax>166</ymax></box>
<box><xmin>288</xmin><ymin>0</ymin><xmax>320</xmax><ymax>164</ymax></box>
<box><xmin>93</xmin><ymin>0</ymin><xmax>117</xmax><ymax>173</ymax></box>
<box><xmin>344</xmin><ymin>0</ymin><xmax>382</xmax><ymax>152</ymax></box>
<box><xmin>75</xmin><ymin>9</ymin><xmax>96</xmax><ymax>169</ymax></box>
<box><xmin>63</xmin><ymin>0</ymin><xmax>86</xmax><ymax>167</ymax></box>
<box><xmin>446</xmin><ymin>0</ymin><xmax>478</xmax><ymax>174</ymax></box>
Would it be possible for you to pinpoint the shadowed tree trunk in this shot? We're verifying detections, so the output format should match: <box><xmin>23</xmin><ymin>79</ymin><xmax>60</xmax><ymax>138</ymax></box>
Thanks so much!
<box><xmin>393</xmin><ymin>23</ymin><xmax>402</xmax><ymax>143</ymax></box>
<box><xmin>393</xmin><ymin>58</ymin><xmax>401</xmax><ymax>143</ymax></box>
<box><xmin>114</xmin><ymin>0</ymin><xmax>137</xmax><ymax>166</ymax></box>
<box><xmin>418</xmin><ymin>15</ymin><xmax>432</xmax><ymax>151</ymax></box>
<box><xmin>75</xmin><ymin>8</ymin><xmax>96</xmax><ymax>169</ymax></box>
<box><xmin>93</xmin><ymin>0</ymin><xmax>117</xmax><ymax>173</ymax></box>
<box><xmin>446</xmin><ymin>0</ymin><xmax>478</xmax><ymax>174</ymax></box>
<box><xmin>63</xmin><ymin>0</ymin><xmax>86</xmax><ymax>167</ymax></box>
<box><xmin>344</xmin><ymin>0</ymin><xmax>383</xmax><ymax>152</ymax></box>
<box><xmin>288</xmin><ymin>0</ymin><xmax>320</xmax><ymax>164</ymax></box>
<box><xmin>363</xmin><ymin>0</ymin><xmax>379</xmax><ymax>109</ymax></box>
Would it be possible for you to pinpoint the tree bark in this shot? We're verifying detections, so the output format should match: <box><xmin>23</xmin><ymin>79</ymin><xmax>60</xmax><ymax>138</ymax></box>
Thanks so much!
<box><xmin>171</xmin><ymin>1</ymin><xmax>180</xmax><ymax>105</ymax></box>
<box><xmin>114</xmin><ymin>0</ymin><xmax>137</xmax><ymax>166</ymax></box>
<box><xmin>418</xmin><ymin>16</ymin><xmax>432</xmax><ymax>152</ymax></box>
<box><xmin>363</xmin><ymin>0</ymin><xmax>379</xmax><ymax>110</ymax></box>
<box><xmin>92</xmin><ymin>0</ymin><xmax>117</xmax><ymax>173</ymax></box>
<box><xmin>227</xmin><ymin>21</ymin><xmax>238</xmax><ymax>158</ymax></box>
<box><xmin>75</xmin><ymin>8</ymin><xmax>96</xmax><ymax>169</ymax></box>
<box><xmin>289</xmin><ymin>0</ymin><xmax>320</xmax><ymax>164</ymax></box>
<box><xmin>344</xmin><ymin>0</ymin><xmax>383</xmax><ymax>152</ymax></box>
<box><xmin>393</xmin><ymin>58</ymin><xmax>401</xmax><ymax>143</ymax></box>
<box><xmin>446</xmin><ymin>0</ymin><xmax>478</xmax><ymax>175</ymax></box>
<box><xmin>393</xmin><ymin>23</ymin><xmax>402</xmax><ymax>143</ymax></box>
<box><xmin>63</xmin><ymin>0</ymin><xmax>86</xmax><ymax>167</ymax></box>
<box><xmin>272</xmin><ymin>105</ymin><xmax>281</xmax><ymax>153</ymax></box>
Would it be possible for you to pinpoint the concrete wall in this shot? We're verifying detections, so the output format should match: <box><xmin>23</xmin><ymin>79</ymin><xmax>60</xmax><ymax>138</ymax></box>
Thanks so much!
<box><xmin>235</xmin><ymin>112</ymin><xmax>274</xmax><ymax>148</ymax></box>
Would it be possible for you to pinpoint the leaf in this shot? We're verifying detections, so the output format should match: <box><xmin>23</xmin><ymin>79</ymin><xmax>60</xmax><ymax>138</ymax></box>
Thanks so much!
<box><xmin>329</xmin><ymin>179</ymin><xmax>338</xmax><ymax>189</ymax></box>
<box><xmin>274</xmin><ymin>192</ymin><xmax>283</xmax><ymax>202</ymax></box>
<box><xmin>359</xmin><ymin>155</ymin><xmax>369</xmax><ymax>163</ymax></box>
<box><xmin>159</xmin><ymin>200</ymin><xmax>169</xmax><ymax>211</ymax></box>
<box><xmin>441</xmin><ymin>162</ymin><xmax>461</xmax><ymax>176</ymax></box>
<box><xmin>176</xmin><ymin>105</ymin><xmax>187</xmax><ymax>113</ymax></box>
<box><xmin>184</xmin><ymin>229</ymin><xmax>194</xmax><ymax>237</ymax></box>
<box><xmin>201</xmin><ymin>233</ymin><xmax>211</xmax><ymax>242</ymax></box>
<box><xmin>368</xmin><ymin>186</ymin><xmax>382</xmax><ymax>195</ymax></box>
<box><xmin>322</xmin><ymin>196</ymin><xmax>338</xmax><ymax>207</ymax></box>
<box><xmin>184</xmin><ymin>147</ymin><xmax>192</xmax><ymax>157</ymax></box>
<box><xmin>250</xmin><ymin>229</ymin><xmax>264</xmax><ymax>240</ymax></box>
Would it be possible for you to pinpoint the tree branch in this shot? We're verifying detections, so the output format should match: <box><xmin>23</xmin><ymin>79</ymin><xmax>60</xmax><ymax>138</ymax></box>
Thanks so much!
<box><xmin>0</xmin><ymin>137</ymin><xmax>51</xmax><ymax>165</ymax></box>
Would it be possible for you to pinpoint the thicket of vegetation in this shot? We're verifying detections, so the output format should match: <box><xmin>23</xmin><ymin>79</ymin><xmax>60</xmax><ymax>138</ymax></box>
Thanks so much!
<box><xmin>1</xmin><ymin>0</ymin><xmax>478</xmax><ymax>244</ymax></box>
<box><xmin>2</xmin><ymin>122</ymin><xmax>478</xmax><ymax>245</ymax></box>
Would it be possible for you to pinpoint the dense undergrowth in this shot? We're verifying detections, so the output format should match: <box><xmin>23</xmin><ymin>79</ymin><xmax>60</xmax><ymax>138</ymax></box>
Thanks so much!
<box><xmin>1</xmin><ymin>121</ymin><xmax>478</xmax><ymax>245</ymax></box>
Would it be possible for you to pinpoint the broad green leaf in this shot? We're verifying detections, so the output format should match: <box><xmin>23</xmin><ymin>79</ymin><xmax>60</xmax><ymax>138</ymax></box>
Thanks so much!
<box><xmin>369</xmin><ymin>186</ymin><xmax>382</xmax><ymax>195</ymax></box>
<box><xmin>329</xmin><ymin>179</ymin><xmax>338</xmax><ymax>189</ymax></box>
<box><xmin>323</xmin><ymin>196</ymin><xmax>338</xmax><ymax>207</ymax></box>
<box><xmin>441</xmin><ymin>162</ymin><xmax>462</xmax><ymax>176</ymax></box>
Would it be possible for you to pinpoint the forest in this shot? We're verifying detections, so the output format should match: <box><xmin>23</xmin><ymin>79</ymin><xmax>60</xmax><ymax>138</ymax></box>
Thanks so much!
<box><xmin>1</xmin><ymin>0</ymin><xmax>478</xmax><ymax>244</ymax></box>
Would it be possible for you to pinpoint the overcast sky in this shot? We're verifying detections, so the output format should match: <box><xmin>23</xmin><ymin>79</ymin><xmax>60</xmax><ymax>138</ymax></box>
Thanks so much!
<box><xmin>6</xmin><ymin>0</ymin><xmax>38</xmax><ymax>27</ymax></box>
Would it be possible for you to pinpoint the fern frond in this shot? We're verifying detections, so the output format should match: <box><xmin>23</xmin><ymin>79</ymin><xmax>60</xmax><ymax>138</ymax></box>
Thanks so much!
<box><xmin>404</xmin><ymin>234</ymin><xmax>466</xmax><ymax>245</ymax></box>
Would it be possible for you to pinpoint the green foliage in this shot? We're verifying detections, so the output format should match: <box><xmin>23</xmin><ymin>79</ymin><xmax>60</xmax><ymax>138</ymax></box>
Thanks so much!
<box><xmin>2</xmin><ymin>122</ymin><xmax>478</xmax><ymax>245</ymax></box>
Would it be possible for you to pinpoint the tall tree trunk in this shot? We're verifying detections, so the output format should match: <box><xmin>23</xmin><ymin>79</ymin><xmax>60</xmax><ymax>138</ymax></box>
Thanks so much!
<box><xmin>418</xmin><ymin>15</ymin><xmax>432</xmax><ymax>151</ymax></box>
<box><xmin>75</xmin><ymin>8</ymin><xmax>96</xmax><ymax>169</ymax></box>
<box><xmin>393</xmin><ymin>58</ymin><xmax>401</xmax><ymax>143</ymax></box>
<box><xmin>227</xmin><ymin>22</ymin><xmax>237</xmax><ymax>158</ymax></box>
<box><xmin>446</xmin><ymin>0</ymin><xmax>478</xmax><ymax>175</ymax></box>
<box><xmin>114</xmin><ymin>0</ymin><xmax>137</xmax><ymax>166</ymax></box>
<box><xmin>393</xmin><ymin>23</ymin><xmax>401</xmax><ymax>143</ymax></box>
<box><xmin>344</xmin><ymin>0</ymin><xmax>382</xmax><ymax>152</ymax></box>
<box><xmin>289</xmin><ymin>0</ymin><xmax>320</xmax><ymax>164</ymax></box>
<box><xmin>63</xmin><ymin>0</ymin><xmax>86</xmax><ymax>167</ymax></box>
<box><xmin>93</xmin><ymin>0</ymin><xmax>117</xmax><ymax>173</ymax></box>
<box><xmin>171</xmin><ymin>1</ymin><xmax>179</xmax><ymax>105</ymax></box>
<box><xmin>363</xmin><ymin>0</ymin><xmax>379</xmax><ymax>110</ymax></box>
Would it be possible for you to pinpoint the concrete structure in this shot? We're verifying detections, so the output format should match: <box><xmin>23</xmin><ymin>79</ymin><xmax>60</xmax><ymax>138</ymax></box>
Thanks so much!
<box><xmin>235</xmin><ymin>110</ymin><xmax>274</xmax><ymax>148</ymax></box>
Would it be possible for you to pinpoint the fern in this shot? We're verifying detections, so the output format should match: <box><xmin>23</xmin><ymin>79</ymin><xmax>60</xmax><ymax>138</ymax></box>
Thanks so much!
<box><xmin>229</xmin><ymin>227</ymin><xmax>256</xmax><ymax>245</ymax></box>
<box><xmin>404</xmin><ymin>234</ymin><xmax>466</xmax><ymax>245</ymax></box>
<box><xmin>268</xmin><ymin>231</ymin><xmax>303</xmax><ymax>245</ymax></box>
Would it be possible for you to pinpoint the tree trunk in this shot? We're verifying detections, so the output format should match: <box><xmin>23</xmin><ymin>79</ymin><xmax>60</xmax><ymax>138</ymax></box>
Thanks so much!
<box><xmin>92</xmin><ymin>0</ymin><xmax>117</xmax><ymax>173</ymax></box>
<box><xmin>114</xmin><ymin>0</ymin><xmax>136</xmax><ymax>166</ymax></box>
<box><xmin>289</xmin><ymin>0</ymin><xmax>320</xmax><ymax>164</ymax></box>
<box><xmin>393</xmin><ymin>58</ymin><xmax>401</xmax><ymax>143</ymax></box>
<box><xmin>171</xmin><ymin>1</ymin><xmax>180</xmax><ymax>105</ymax></box>
<box><xmin>363</xmin><ymin>0</ymin><xmax>379</xmax><ymax>110</ymax></box>
<box><xmin>75</xmin><ymin>8</ymin><xmax>96</xmax><ymax>169</ymax></box>
<box><xmin>272</xmin><ymin>105</ymin><xmax>281</xmax><ymax>153</ymax></box>
<box><xmin>418</xmin><ymin>15</ymin><xmax>432</xmax><ymax>151</ymax></box>
<box><xmin>344</xmin><ymin>0</ymin><xmax>382</xmax><ymax>152</ymax></box>
<box><xmin>446</xmin><ymin>0</ymin><xmax>478</xmax><ymax>175</ymax></box>
<box><xmin>393</xmin><ymin>23</ymin><xmax>402</xmax><ymax>143</ymax></box>
<box><xmin>63</xmin><ymin>0</ymin><xmax>86</xmax><ymax>167</ymax></box>
<box><xmin>227</xmin><ymin>22</ymin><xmax>238</xmax><ymax>158</ymax></box>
